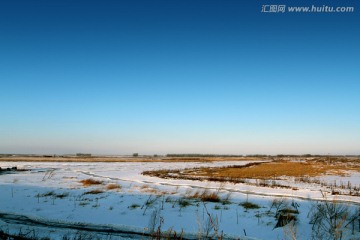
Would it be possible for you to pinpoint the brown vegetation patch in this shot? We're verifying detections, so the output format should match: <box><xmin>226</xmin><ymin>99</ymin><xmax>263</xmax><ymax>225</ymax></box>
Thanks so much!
<box><xmin>200</xmin><ymin>161</ymin><xmax>322</xmax><ymax>179</ymax></box>
<box><xmin>79</xmin><ymin>178</ymin><xmax>103</xmax><ymax>186</ymax></box>
<box><xmin>143</xmin><ymin>158</ymin><xmax>360</xmax><ymax>183</ymax></box>
<box><xmin>187</xmin><ymin>190</ymin><xmax>221</xmax><ymax>202</ymax></box>
<box><xmin>106</xmin><ymin>183</ymin><xmax>121</xmax><ymax>190</ymax></box>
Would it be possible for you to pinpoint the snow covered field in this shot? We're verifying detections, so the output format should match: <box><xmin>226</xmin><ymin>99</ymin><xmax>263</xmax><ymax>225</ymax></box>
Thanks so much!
<box><xmin>0</xmin><ymin>161</ymin><xmax>359</xmax><ymax>240</ymax></box>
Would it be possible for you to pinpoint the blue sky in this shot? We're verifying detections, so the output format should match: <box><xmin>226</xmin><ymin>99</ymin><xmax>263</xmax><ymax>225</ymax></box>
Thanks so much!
<box><xmin>0</xmin><ymin>0</ymin><xmax>359</xmax><ymax>155</ymax></box>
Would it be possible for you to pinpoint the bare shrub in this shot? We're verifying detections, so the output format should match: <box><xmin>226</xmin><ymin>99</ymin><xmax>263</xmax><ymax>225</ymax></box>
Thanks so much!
<box><xmin>198</xmin><ymin>203</ymin><xmax>223</xmax><ymax>239</ymax></box>
<box><xmin>270</xmin><ymin>198</ymin><xmax>289</xmax><ymax>216</ymax></box>
<box><xmin>147</xmin><ymin>211</ymin><xmax>184</xmax><ymax>239</ymax></box>
<box><xmin>148</xmin><ymin>208</ymin><xmax>161</xmax><ymax>233</ymax></box>
<box><xmin>142</xmin><ymin>194</ymin><xmax>160</xmax><ymax>215</ymax></box>
<box><xmin>309</xmin><ymin>193</ymin><xmax>349</xmax><ymax>240</ymax></box>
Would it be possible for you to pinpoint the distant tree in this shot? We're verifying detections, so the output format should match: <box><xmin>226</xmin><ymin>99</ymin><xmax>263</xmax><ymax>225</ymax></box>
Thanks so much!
<box><xmin>133</xmin><ymin>153</ymin><xmax>139</xmax><ymax>157</ymax></box>
<box><xmin>302</xmin><ymin>154</ymin><xmax>312</xmax><ymax>157</ymax></box>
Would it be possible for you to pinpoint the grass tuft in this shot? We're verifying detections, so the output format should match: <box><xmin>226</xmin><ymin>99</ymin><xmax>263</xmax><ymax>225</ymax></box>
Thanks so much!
<box><xmin>84</xmin><ymin>189</ymin><xmax>104</xmax><ymax>195</ymax></box>
<box><xmin>80</xmin><ymin>178</ymin><xmax>103</xmax><ymax>186</ymax></box>
<box><xmin>106</xmin><ymin>183</ymin><xmax>121</xmax><ymax>190</ymax></box>
<box><xmin>178</xmin><ymin>199</ymin><xmax>191</xmax><ymax>207</ymax></box>
<box><xmin>240</xmin><ymin>201</ymin><xmax>261</xmax><ymax>209</ymax></box>
<box><xmin>188</xmin><ymin>190</ymin><xmax>221</xmax><ymax>202</ymax></box>
<box><xmin>129</xmin><ymin>204</ymin><xmax>140</xmax><ymax>209</ymax></box>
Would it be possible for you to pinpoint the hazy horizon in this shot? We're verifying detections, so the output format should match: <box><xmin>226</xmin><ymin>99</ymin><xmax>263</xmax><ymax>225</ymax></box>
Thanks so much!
<box><xmin>1</xmin><ymin>0</ymin><xmax>359</xmax><ymax>155</ymax></box>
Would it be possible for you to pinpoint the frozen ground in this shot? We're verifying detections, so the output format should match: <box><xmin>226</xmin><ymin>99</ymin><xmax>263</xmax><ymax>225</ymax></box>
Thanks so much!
<box><xmin>0</xmin><ymin>161</ymin><xmax>359</xmax><ymax>240</ymax></box>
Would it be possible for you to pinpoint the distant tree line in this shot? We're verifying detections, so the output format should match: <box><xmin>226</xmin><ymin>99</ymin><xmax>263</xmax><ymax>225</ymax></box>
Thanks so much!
<box><xmin>76</xmin><ymin>153</ymin><xmax>92</xmax><ymax>157</ymax></box>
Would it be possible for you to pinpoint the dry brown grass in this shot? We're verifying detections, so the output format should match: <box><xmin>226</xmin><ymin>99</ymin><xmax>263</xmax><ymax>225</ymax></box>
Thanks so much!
<box><xmin>143</xmin><ymin>159</ymin><xmax>360</xmax><ymax>182</ymax></box>
<box><xmin>203</xmin><ymin>161</ymin><xmax>318</xmax><ymax>179</ymax></box>
<box><xmin>190</xmin><ymin>161</ymin><xmax>360</xmax><ymax>179</ymax></box>
<box><xmin>187</xmin><ymin>190</ymin><xmax>221</xmax><ymax>202</ymax></box>
<box><xmin>199</xmin><ymin>192</ymin><xmax>221</xmax><ymax>202</ymax></box>
<box><xmin>106</xmin><ymin>183</ymin><xmax>121</xmax><ymax>190</ymax></box>
<box><xmin>79</xmin><ymin>178</ymin><xmax>103</xmax><ymax>186</ymax></box>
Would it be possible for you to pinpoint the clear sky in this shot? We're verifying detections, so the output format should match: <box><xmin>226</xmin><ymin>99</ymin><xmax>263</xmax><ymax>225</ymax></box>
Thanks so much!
<box><xmin>0</xmin><ymin>0</ymin><xmax>359</xmax><ymax>155</ymax></box>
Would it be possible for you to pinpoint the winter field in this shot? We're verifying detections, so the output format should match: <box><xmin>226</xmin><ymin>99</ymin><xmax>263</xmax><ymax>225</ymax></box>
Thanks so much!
<box><xmin>0</xmin><ymin>156</ymin><xmax>359</xmax><ymax>240</ymax></box>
